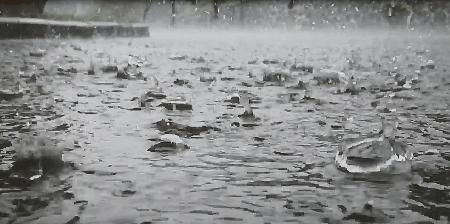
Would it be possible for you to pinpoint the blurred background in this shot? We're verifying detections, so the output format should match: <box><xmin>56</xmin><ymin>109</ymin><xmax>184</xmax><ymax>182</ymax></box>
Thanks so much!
<box><xmin>0</xmin><ymin>0</ymin><xmax>449</xmax><ymax>30</ymax></box>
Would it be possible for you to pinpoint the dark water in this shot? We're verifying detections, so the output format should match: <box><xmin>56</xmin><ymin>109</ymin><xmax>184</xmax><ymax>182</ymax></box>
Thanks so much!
<box><xmin>0</xmin><ymin>30</ymin><xmax>449</xmax><ymax>224</ymax></box>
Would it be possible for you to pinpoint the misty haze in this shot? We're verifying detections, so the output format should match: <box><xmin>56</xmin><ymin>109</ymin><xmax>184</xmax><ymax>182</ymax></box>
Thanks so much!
<box><xmin>0</xmin><ymin>1</ymin><xmax>449</xmax><ymax>224</ymax></box>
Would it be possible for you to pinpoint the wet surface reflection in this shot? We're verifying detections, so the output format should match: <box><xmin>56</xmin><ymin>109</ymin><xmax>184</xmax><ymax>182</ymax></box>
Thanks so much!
<box><xmin>0</xmin><ymin>30</ymin><xmax>449</xmax><ymax>223</ymax></box>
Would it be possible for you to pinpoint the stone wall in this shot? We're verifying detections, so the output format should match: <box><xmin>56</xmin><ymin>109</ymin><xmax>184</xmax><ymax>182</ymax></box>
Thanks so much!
<box><xmin>43</xmin><ymin>0</ymin><xmax>147</xmax><ymax>23</ymax></box>
<box><xmin>0</xmin><ymin>0</ymin><xmax>47</xmax><ymax>17</ymax></box>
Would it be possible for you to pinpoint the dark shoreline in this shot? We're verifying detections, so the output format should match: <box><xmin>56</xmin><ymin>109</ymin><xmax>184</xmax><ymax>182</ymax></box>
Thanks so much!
<box><xmin>0</xmin><ymin>17</ymin><xmax>149</xmax><ymax>39</ymax></box>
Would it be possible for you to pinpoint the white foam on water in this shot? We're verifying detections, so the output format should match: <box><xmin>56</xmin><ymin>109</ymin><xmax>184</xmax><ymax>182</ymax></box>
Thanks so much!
<box><xmin>160</xmin><ymin>134</ymin><xmax>184</xmax><ymax>145</ymax></box>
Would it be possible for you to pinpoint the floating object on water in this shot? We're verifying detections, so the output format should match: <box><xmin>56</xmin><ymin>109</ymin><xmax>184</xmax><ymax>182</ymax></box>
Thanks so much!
<box><xmin>248</xmin><ymin>58</ymin><xmax>258</xmax><ymax>64</ymax></box>
<box><xmin>56</xmin><ymin>65</ymin><xmax>77</xmax><ymax>75</ymax></box>
<box><xmin>200</xmin><ymin>75</ymin><xmax>216</xmax><ymax>83</ymax></box>
<box><xmin>155</xmin><ymin>119</ymin><xmax>219</xmax><ymax>137</ymax></box>
<box><xmin>148</xmin><ymin>134</ymin><xmax>189</xmax><ymax>152</ymax></box>
<box><xmin>10</xmin><ymin>135</ymin><xmax>63</xmax><ymax>184</ymax></box>
<box><xmin>224</xmin><ymin>65</ymin><xmax>242</xmax><ymax>71</ymax></box>
<box><xmin>139</xmin><ymin>89</ymin><xmax>165</xmax><ymax>107</ymax></box>
<box><xmin>139</xmin><ymin>87</ymin><xmax>166</xmax><ymax>106</ymax></box>
<box><xmin>159</xmin><ymin>97</ymin><xmax>192</xmax><ymax>111</ymax></box>
<box><xmin>0</xmin><ymin>80</ymin><xmax>25</xmax><ymax>101</ymax></box>
<box><xmin>101</xmin><ymin>64</ymin><xmax>118</xmax><ymax>73</ymax></box>
<box><xmin>0</xmin><ymin>89</ymin><xmax>23</xmax><ymax>101</ymax></box>
<box><xmin>29</xmin><ymin>49</ymin><xmax>47</xmax><ymax>57</ymax></box>
<box><xmin>287</xmin><ymin>80</ymin><xmax>308</xmax><ymax>90</ymax></box>
<box><xmin>290</xmin><ymin>64</ymin><xmax>313</xmax><ymax>73</ymax></box>
<box><xmin>262</xmin><ymin>59</ymin><xmax>279</xmax><ymax>65</ymax></box>
<box><xmin>313</xmin><ymin>69</ymin><xmax>346</xmax><ymax>85</ymax></box>
<box><xmin>343</xmin><ymin>200</ymin><xmax>390</xmax><ymax>223</ymax></box>
<box><xmin>393</xmin><ymin>73</ymin><xmax>407</xmax><ymax>87</ymax></box>
<box><xmin>262</xmin><ymin>71</ymin><xmax>289</xmax><ymax>84</ymax></box>
<box><xmin>174</xmin><ymin>78</ymin><xmax>189</xmax><ymax>86</ymax></box>
<box><xmin>138</xmin><ymin>77</ymin><xmax>165</xmax><ymax>106</ymax></box>
<box><xmin>415</xmin><ymin>49</ymin><xmax>428</xmax><ymax>56</ymax></box>
<box><xmin>0</xmin><ymin>138</ymin><xmax>12</xmax><ymax>150</ymax></box>
<box><xmin>160</xmin><ymin>134</ymin><xmax>184</xmax><ymax>145</ymax></box>
<box><xmin>225</xmin><ymin>89</ymin><xmax>261</xmax><ymax>105</ymax></box>
<box><xmin>169</xmin><ymin>55</ymin><xmax>188</xmax><ymax>61</ymax></box>
<box><xmin>145</xmin><ymin>88</ymin><xmax>166</xmax><ymax>99</ymax></box>
<box><xmin>335</xmin><ymin>119</ymin><xmax>412</xmax><ymax>173</ymax></box>
<box><xmin>225</xmin><ymin>92</ymin><xmax>240</xmax><ymax>104</ymax></box>
<box><xmin>191</xmin><ymin>56</ymin><xmax>206</xmax><ymax>63</ymax></box>
<box><xmin>420</xmin><ymin>59</ymin><xmax>435</xmax><ymax>70</ymax></box>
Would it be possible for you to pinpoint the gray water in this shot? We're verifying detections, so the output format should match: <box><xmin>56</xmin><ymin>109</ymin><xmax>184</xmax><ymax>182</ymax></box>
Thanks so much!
<box><xmin>0</xmin><ymin>30</ymin><xmax>449</xmax><ymax>224</ymax></box>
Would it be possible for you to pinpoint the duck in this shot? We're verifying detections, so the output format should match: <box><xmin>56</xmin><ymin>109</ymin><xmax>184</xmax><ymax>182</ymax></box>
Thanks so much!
<box><xmin>335</xmin><ymin>118</ymin><xmax>412</xmax><ymax>173</ymax></box>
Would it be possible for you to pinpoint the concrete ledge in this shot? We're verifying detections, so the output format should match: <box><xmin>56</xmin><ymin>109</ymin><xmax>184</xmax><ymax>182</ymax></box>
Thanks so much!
<box><xmin>0</xmin><ymin>17</ymin><xmax>149</xmax><ymax>39</ymax></box>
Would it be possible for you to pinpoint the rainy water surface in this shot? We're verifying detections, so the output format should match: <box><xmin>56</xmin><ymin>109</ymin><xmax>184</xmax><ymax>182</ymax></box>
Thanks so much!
<box><xmin>0</xmin><ymin>29</ymin><xmax>449</xmax><ymax>223</ymax></box>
